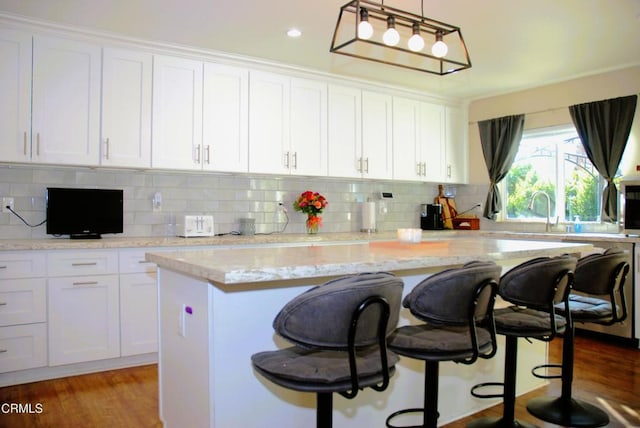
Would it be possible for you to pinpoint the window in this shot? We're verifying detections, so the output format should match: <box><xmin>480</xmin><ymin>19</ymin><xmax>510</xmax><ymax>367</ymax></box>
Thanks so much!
<box><xmin>502</xmin><ymin>125</ymin><xmax>612</xmax><ymax>223</ymax></box>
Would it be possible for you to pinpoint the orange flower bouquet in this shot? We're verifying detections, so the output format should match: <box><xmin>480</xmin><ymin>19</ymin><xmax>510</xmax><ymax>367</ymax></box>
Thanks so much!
<box><xmin>293</xmin><ymin>191</ymin><xmax>328</xmax><ymax>234</ymax></box>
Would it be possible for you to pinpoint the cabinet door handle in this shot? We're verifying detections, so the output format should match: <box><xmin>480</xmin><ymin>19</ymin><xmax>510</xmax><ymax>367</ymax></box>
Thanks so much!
<box><xmin>138</xmin><ymin>260</ymin><xmax>153</xmax><ymax>264</ymax></box>
<box><xmin>23</xmin><ymin>131</ymin><xmax>28</xmax><ymax>156</ymax></box>
<box><xmin>72</xmin><ymin>281</ymin><xmax>99</xmax><ymax>286</ymax></box>
<box><xmin>195</xmin><ymin>144</ymin><xmax>201</xmax><ymax>163</ymax></box>
<box><xmin>422</xmin><ymin>162</ymin><xmax>427</xmax><ymax>176</ymax></box>
<box><xmin>104</xmin><ymin>138</ymin><xmax>110</xmax><ymax>159</ymax></box>
<box><xmin>205</xmin><ymin>145</ymin><xmax>211</xmax><ymax>165</ymax></box>
<box><xmin>0</xmin><ymin>265</ymin><xmax>6</xmax><ymax>269</ymax></box>
<box><xmin>447</xmin><ymin>165</ymin><xmax>452</xmax><ymax>178</ymax></box>
<box><xmin>292</xmin><ymin>152</ymin><xmax>297</xmax><ymax>170</ymax></box>
<box><xmin>0</xmin><ymin>349</ymin><xmax>7</xmax><ymax>353</ymax></box>
<box><xmin>0</xmin><ymin>302</ymin><xmax>7</xmax><ymax>306</ymax></box>
<box><xmin>36</xmin><ymin>133</ymin><xmax>40</xmax><ymax>156</ymax></box>
<box><xmin>364</xmin><ymin>157</ymin><xmax>369</xmax><ymax>174</ymax></box>
<box><xmin>357</xmin><ymin>157</ymin><xmax>362</xmax><ymax>173</ymax></box>
<box><xmin>71</xmin><ymin>262</ymin><xmax>98</xmax><ymax>267</ymax></box>
<box><xmin>284</xmin><ymin>151</ymin><xmax>290</xmax><ymax>169</ymax></box>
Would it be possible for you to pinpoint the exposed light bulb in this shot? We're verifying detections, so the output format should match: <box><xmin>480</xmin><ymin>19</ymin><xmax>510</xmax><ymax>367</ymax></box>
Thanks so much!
<box><xmin>383</xmin><ymin>16</ymin><xmax>399</xmax><ymax>46</ymax></box>
<box><xmin>383</xmin><ymin>28</ymin><xmax>400</xmax><ymax>46</ymax></box>
<box><xmin>358</xmin><ymin>8</ymin><xmax>373</xmax><ymax>40</ymax></box>
<box><xmin>358</xmin><ymin>21</ymin><xmax>373</xmax><ymax>39</ymax></box>
<box><xmin>432</xmin><ymin>40</ymin><xmax>448</xmax><ymax>57</ymax></box>
<box><xmin>431</xmin><ymin>32</ymin><xmax>448</xmax><ymax>57</ymax></box>
<box><xmin>407</xmin><ymin>23</ymin><xmax>424</xmax><ymax>52</ymax></box>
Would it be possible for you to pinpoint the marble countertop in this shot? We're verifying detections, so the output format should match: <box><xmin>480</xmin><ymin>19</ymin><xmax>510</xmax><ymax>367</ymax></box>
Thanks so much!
<box><xmin>479</xmin><ymin>230</ymin><xmax>640</xmax><ymax>244</ymax></box>
<box><xmin>0</xmin><ymin>229</ymin><xmax>636</xmax><ymax>251</ymax></box>
<box><xmin>145</xmin><ymin>238</ymin><xmax>593</xmax><ymax>286</ymax></box>
<box><xmin>0</xmin><ymin>231</ymin><xmax>401</xmax><ymax>251</ymax></box>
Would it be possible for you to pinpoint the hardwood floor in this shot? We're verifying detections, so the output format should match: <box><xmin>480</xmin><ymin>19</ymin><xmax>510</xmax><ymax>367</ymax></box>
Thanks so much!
<box><xmin>1</xmin><ymin>335</ymin><xmax>638</xmax><ymax>427</ymax></box>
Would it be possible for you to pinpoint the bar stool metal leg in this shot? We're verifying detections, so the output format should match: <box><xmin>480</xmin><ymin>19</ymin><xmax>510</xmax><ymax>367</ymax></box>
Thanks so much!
<box><xmin>425</xmin><ymin>361</ymin><xmax>439</xmax><ymax>428</ymax></box>
<box><xmin>317</xmin><ymin>393</ymin><xmax>333</xmax><ymax>428</ymax></box>
<box><xmin>468</xmin><ymin>336</ymin><xmax>537</xmax><ymax>428</ymax></box>
<box><xmin>526</xmin><ymin>326</ymin><xmax>609</xmax><ymax>427</ymax></box>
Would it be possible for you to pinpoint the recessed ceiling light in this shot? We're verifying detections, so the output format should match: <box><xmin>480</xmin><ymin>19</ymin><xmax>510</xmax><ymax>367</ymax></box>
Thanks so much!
<box><xmin>287</xmin><ymin>28</ymin><xmax>302</xmax><ymax>38</ymax></box>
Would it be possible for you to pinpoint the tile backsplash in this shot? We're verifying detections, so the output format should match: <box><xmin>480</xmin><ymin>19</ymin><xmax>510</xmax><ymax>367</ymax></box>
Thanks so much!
<box><xmin>0</xmin><ymin>164</ymin><xmax>486</xmax><ymax>239</ymax></box>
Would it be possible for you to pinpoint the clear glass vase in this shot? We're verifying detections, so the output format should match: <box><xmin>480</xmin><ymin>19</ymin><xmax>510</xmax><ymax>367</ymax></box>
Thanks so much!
<box><xmin>306</xmin><ymin>214</ymin><xmax>320</xmax><ymax>234</ymax></box>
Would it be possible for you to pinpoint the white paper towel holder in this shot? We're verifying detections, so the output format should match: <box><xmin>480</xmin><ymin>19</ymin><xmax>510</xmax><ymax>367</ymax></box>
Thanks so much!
<box><xmin>361</xmin><ymin>201</ymin><xmax>377</xmax><ymax>233</ymax></box>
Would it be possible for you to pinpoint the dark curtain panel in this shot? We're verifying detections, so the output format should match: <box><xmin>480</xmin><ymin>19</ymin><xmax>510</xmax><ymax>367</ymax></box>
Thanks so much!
<box><xmin>569</xmin><ymin>95</ymin><xmax>637</xmax><ymax>222</ymax></box>
<box><xmin>478</xmin><ymin>114</ymin><xmax>525</xmax><ymax>220</ymax></box>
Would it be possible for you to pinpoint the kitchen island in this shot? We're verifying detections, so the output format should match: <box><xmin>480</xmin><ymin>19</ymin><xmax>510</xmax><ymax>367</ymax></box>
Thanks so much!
<box><xmin>146</xmin><ymin>237</ymin><xmax>592</xmax><ymax>428</ymax></box>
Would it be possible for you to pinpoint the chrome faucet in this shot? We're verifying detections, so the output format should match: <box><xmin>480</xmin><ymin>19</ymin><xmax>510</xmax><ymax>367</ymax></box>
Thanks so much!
<box><xmin>528</xmin><ymin>191</ymin><xmax>557</xmax><ymax>232</ymax></box>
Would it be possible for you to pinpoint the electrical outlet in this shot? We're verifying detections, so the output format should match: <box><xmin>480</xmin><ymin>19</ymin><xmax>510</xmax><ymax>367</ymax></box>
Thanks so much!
<box><xmin>2</xmin><ymin>197</ymin><xmax>14</xmax><ymax>213</ymax></box>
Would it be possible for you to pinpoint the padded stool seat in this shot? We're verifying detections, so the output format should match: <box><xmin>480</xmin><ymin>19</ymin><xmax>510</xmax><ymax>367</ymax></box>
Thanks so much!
<box><xmin>251</xmin><ymin>272</ymin><xmax>404</xmax><ymax>428</ymax></box>
<box><xmin>566</xmin><ymin>294</ymin><xmax>617</xmax><ymax>320</ymax></box>
<box><xmin>252</xmin><ymin>345</ymin><xmax>399</xmax><ymax>393</ymax></box>
<box><xmin>389</xmin><ymin>324</ymin><xmax>494</xmax><ymax>360</ymax></box>
<box><xmin>493</xmin><ymin>306</ymin><xmax>566</xmax><ymax>336</ymax></box>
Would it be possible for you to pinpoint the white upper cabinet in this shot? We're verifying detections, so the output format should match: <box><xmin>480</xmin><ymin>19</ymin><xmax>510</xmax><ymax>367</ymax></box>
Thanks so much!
<box><xmin>248</xmin><ymin>70</ymin><xmax>290</xmax><ymax>175</ymax></box>
<box><xmin>328</xmin><ymin>84</ymin><xmax>362</xmax><ymax>179</ymax></box>
<box><xmin>289</xmin><ymin>78</ymin><xmax>328</xmax><ymax>176</ymax></box>
<box><xmin>420</xmin><ymin>102</ymin><xmax>445</xmax><ymax>181</ymax></box>
<box><xmin>248</xmin><ymin>71</ymin><xmax>327</xmax><ymax>176</ymax></box>
<box><xmin>392</xmin><ymin>97</ymin><xmax>422</xmax><ymax>181</ymax></box>
<box><xmin>328</xmin><ymin>87</ymin><xmax>393</xmax><ymax>179</ymax></box>
<box><xmin>0</xmin><ymin>28</ymin><xmax>31</xmax><ymax>163</ymax></box>
<box><xmin>361</xmin><ymin>91</ymin><xmax>393</xmax><ymax>180</ymax></box>
<box><xmin>203</xmin><ymin>63</ymin><xmax>249</xmax><ymax>172</ymax></box>
<box><xmin>31</xmin><ymin>35</ymin><xmax>101</xmax><ymax>165</ymax></box>
<box><xmin>393</xmin><ymin>97</ymin><xmax>445</xmax><ymax>182</ymax></box>
<box><xmin>101</xmin><ymin>47</ymin><xmax>152</xmax><ymax>168</ymax></box>
<box><xmin>152</xmin><ymin>54</ymin><xmax>204</xmax><ymax>170</ymax></box>
<box><xmin>444</xmin><ymin>105</ymin><xmax>469</xmax><ymax>183</ymax></box>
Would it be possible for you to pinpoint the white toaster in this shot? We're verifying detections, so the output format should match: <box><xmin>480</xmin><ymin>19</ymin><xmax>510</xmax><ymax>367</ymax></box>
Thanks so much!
<box><xmin>176</xmin><ymin>215</ymin><xmax>215</xmax><ymax>237</ymax></box>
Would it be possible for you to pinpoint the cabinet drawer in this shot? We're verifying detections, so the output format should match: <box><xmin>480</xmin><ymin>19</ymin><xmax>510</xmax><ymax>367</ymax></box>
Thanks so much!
<box><xmin>48</xmin><ymin>250</ymin><xmax>118</xmax><ymax>277</ymax></box>
<box><xmin>0</xmin><ymin>278</ymin><xmax>47</xmax><ymax>326</ymax></box>
<box><xmin>0</xmin><ymin>252</ymin><xmax>46</xmax><ymax>279</ymax></box>
<box><xmin>0</xmin><ymin>323</ymin><xmax>47</xmax><ymax>373</ymax></box>
<box><xmin>119</xmin><ymin>249</ymin><xmax>158</xmax><ymax>274</ymax></box>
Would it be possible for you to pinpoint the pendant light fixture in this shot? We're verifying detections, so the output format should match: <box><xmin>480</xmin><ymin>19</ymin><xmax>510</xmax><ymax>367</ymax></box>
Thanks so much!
<box><xmin>330</xmin><ymin>0</ymin><xmax>471</xmax><ymax>75</ymax></box>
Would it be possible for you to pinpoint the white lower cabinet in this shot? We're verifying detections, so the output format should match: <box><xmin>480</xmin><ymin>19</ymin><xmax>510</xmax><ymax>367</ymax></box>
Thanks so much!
<box><xmin>120</xmin><ymin>273</ymin><xmax>157</xmax><ymax>356</ymax></box>
<box><xmin>47</xmin><ymin>249</ymin><xmax>120</xmax><ymax>366</ymax></box>
<box><xmin>48</xmin><ymin>274</ymin><xmax>120</xmax><ymax>366</ymax></box>
<box><xmin>119</xmin><ymin>249</ymin><xmax>158</xmax><ymax>356</ymax></box>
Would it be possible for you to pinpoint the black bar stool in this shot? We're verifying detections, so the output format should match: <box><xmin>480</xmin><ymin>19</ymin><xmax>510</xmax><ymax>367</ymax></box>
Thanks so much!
<box><xmin>251</xmin><ymin>272</ymin><xmax>403</xmax><ymax>428</ymax></box>
<box><xmin>468</xmin><ymin>255</ymin><xmax>577</xmax><ymax>428</ymax></box>
<box><xmin>385</xmin><ymin>261</ymin><xmax>502</xmax><ymax>428</ymax></box>
<box><xmin>526</xmin><ymin>248</ymin><xmax>630</xmax><ymax>427</ymax></box>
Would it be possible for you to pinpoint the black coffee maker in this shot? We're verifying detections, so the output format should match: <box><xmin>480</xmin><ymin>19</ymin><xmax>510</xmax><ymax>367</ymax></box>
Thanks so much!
<box><xmin>420</xmin><ymin>204</ymin><xmax>444</xmax><ymax>230</ymax></box>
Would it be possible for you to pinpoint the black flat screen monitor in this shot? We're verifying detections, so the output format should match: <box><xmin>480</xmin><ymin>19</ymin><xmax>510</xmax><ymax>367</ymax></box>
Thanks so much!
<box><xmin>46</xmin><ymin>187</ymin><xmax>124</xmax><ymax>239</ymax></box>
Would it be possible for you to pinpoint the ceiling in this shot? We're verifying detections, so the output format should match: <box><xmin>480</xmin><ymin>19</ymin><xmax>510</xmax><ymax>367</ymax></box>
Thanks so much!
<box><xmin>2</xmin><ymin>0</ymin><xmax>640</xmax><ymax>101</ymax></box>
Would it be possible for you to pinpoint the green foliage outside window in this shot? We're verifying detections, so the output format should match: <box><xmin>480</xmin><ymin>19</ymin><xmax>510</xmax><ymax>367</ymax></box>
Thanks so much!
<box><xmin>503</xmin><ymin>128</ymin><xmax>604</xmax><ymax>223</ymax></box>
